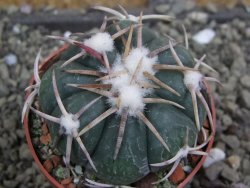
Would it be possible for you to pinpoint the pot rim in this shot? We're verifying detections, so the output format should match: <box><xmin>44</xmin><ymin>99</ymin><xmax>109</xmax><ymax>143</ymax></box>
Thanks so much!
<box><xmin>23</xmin><ymin>45</ymin><xmax>216</xmax><ymax>188</ymax></box>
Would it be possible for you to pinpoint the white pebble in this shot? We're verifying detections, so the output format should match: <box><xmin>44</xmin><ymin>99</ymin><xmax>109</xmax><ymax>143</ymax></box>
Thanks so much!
<box><xmin>74</xmin><ymin>165</ymin><xmax>83</xmax><ymax>175</ymax></box>
<box><xmin>203</xmin><ymin>148</ymin><xmax>226</xmax><ymax>168</ymax></box>
<box><xmin>12</xmin><ymin>25</ymin><xmax>20</xmax><ymax>34</ymax></box>
<box><xmin>20</xmin><ymin>4</ymin><xmax>32</xmax><ymax>14</ymax></box>
<box><xmin>73</xmin><ymin>177</ymin><xmax>80</xmax><ymax>184</ymax></box>
<box><xmin>4</xmin><ymin>54</ymin><xmax>17</xmax><ymax>66</ymax></box>
<box><xmin>192</xmin><ymin>28</ymin><xmax>216</xmax><ymax>44</ymax></box>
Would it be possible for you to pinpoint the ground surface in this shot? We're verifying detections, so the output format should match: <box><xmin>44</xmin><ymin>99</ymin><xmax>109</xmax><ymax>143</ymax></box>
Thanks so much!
<box><xmin>0</xmin><ymin>1</ymin><xmax>249</xmax><ymax>188</ymax></box>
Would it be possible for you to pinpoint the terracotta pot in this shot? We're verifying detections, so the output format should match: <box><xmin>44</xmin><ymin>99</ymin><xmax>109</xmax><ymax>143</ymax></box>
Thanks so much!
<box><xmin>23</xmin><ymin>45</ymin><xmax>216</xmax><ymax>188</ymax></box>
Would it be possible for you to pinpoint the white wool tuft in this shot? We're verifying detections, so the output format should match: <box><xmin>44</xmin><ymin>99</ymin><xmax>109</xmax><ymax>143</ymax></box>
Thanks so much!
<box><xmin>124</xmin><ymin>47</ymin><xmax>158</xmax><ymax>82</ymax></box>
<box><xmin>184</xmin><ymin>71</ymin><xmax>203</xmax><ymax>91</ymax></box>
<box><xmin>60</xmin><ymin>114</ymin><xmax>80</xmax><ymax>135</ymax></box>
<box><xmin>118</xmin><ymin>85</ymin><xmax>144</xmax><ymax>115</ymax></box>
<box><xmin>84</xmin><ymin>32</ymin><xmax>114</xmax><ymax>53</ymax></box>
<box><xmin>102</xmin><ymin>56</ymin><xmax>130</xmax><ymax>90</ymax></box>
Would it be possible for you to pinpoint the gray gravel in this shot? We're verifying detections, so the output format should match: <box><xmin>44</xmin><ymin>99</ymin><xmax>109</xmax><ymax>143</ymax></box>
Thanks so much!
<box><xmin>0</xmin><ymin>1</ymin><xmax>250</xmax><ymax>188</ymax></box>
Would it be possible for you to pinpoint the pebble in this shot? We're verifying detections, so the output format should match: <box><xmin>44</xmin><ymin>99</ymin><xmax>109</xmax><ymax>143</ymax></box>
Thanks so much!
<box><xmin>12</xmin><ymin>24</ymin><xmax>21</xmax><ymax>34</ymax></box>
<box><xmin>204</xmin><ymin>161</ymin><xmax>224</xmax><ymax>181</ymax></box>
<box><xmin>221</xmin><ymin>135</ymin><xmax>240</xmax><ymax>149</ymax></box>
<box><xmin>171</xmin><ymin>0</ymin><xmax>195</xmax><ymax>15</ymax></box>
<box><xmin>242</xmin><ymin>158</ymin><xmax>250</xmax><ymax>174</ymax></box>
<box><xmin>246</xmin><ymin>27</ymin><xmax>250</xmax><ymax>38</ymax></box>
<box><xmin>74</xmin><ymin>165</ymin><xmax>83</xmax><ymax>175</ymax></box>
<box><xmin>240</xmin><ymin>90</ymin><xmax>250</xmax><ymax>109</ymax></box>
<box><xmin>241</xmin><ymin>141</ymin><xmax>250</xmax><ymax>153</ymax></box>
<box><xmin>4</xmin><ymin>53</ymin><xmax>18</xmax><ymax>66</ymax></box>
<box><xmin>19</xmin><ymin>143</ymin><xmax>33</xmax><ymax>160</ymax></box>
<box><xmin>20</xmin><ymin>4</ymin><xmax>32</xmax><ymax>14</ymax></box>
<box><xmin>188</xmin><ymin>11</ymin><xmax>208</xmax><ymax>23</ymax></box>
<box><xmin>227</xmin><ymin>155</ymin><xmax>241</xmax><ymax>170</ymax></box>
<box><xmin>231</xmin><ymin>57</ymin><xmax>247</xmax><ymax>77</ymax></box>
<box><xmin>203</xmin><ymin>148</ymin><xmax>226</xmax><ymax>168</ymax></box>
<box><xmin>3</xmin><ymin>115</ymin><xmax>17</xmax><ymax>130</ymax></box>
<box><xmin>222</xmin><ymin>114</ymin><xmax>233</xmax><ymax>127</ymax></box>
<box><xmin>192</xmin><ymin>28</ymin><xmax>216</xmax><ymax>44</ymax></box>
<box><xmin>240</xmin><ymin>75</ymin><xmax>250</xmax><ymax>88</ymax></box>
<box><xmin>221</xmin><ymin>164</ymin><xmax>240</xmax><ymax>182</ymax></box>
<box><xmin>155</xmin><ymin>4</ymin><xmax>170</xmax><ymax>14</ymax></box>
<box><xmin>0</xmin><ymin>80</ymin><xmax>10</xmax><ymax>97</ymax></box>
<box><xmin>232</xmin><ymin>183</ymin><xmax>249</xmax><ymax>188</ymax></box>
<box><xmin>0</xmin><ymin>63</ymin><xmax>9</xmax><ymax>80</ymax></box>
<box><xmin>243</xmin><ymin>175</ymin><xmax>250</xmax><ymax>186</ymax></box>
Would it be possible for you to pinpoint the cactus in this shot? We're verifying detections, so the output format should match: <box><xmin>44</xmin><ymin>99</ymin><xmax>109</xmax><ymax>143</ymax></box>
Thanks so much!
<box><xmin>23</xmin><ymin>6</ymin><xmax>219</xmax><ymax>186</ymax></box>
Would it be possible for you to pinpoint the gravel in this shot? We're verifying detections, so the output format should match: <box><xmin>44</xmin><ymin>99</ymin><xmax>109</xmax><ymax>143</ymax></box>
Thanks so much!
<box><xmin>0</xmin><ymin>1</ymin><xmax>249</xmax><ymax>187</ymax></box>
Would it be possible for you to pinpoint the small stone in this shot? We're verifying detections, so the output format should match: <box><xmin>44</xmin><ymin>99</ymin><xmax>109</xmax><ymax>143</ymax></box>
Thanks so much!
<box><xmin>243</xmin><ymin>175</ymin><xmax>250</xmax><ymax>186</ymax></box>
<box><xmin>246</xmin><ymin>27</ymin><xmax>250</xmax><ymax>38</ymax></box>
<box><xmin>169</xmin><ymin>164</ymin><xmax>186</xmax><ymax>184</ymax></box>
<box><xmin>74</xmin><ymin>165</ymin><xmax>83</xmax><ymax>175</ymax></box>
<box><xmin>232</xmin><ymin>183</ymin><xmax>249</xmax><ymax>188</ymax></box>
<box><xmin>192</xmin><ymin>29</ymin><xmax>216</xmax><ymax>44</ymax></box>
<box><xmin>206</xmin><ymin>3</ymin><xmax>218</xmax><ymax>13</ymax></box>
<box><xmin>0</xmin><ymin>80</ymin><xmax>10</xmax><ymax>98</ymax></box>
<box><xmin>240</xmin><ymin>90</ymin><xmax>250</xmax><ymax>109</ymax></box>
<box><xmin>40</xmin><ymin>134</ymin><xmax>51</xmax><ymax>145</ymax></box>
<box><xmin>188</xmin><ymin>12</ymin><xmax>208</xmax><ymax>24</ymax></box>
<box><xmin>51</xmin><ymin>155</ymin><xmax>61</xmax><ymax>167</ymax></box>
<box><xmin>241</xmin><ymin>141</ymin><xmax>250</xmax><ymax>153</ymax></box>
<box><xmin>19</xmin><ymin>143</ymin><xmax>32</xmax><ymax>160</ymax></box>
<box><xmin>221</xmin><ymin>135</ymin><xmax>240</xmax><ymax>149</ymax></box>
<box><xmin>19</xmin><ymin>66</ymin><xmax>30</xmax><ymax>81</ymax></box>
<box><xmin>204</xmin><ymin>161</ymin><xmax>224</xmax><ymax>181</ymax></box>
<box><xmin>221</xmin><ymin>164</ymin><xmax>240</xmax><ymax>182</ymax></box>
<box><xmin>4</xmin><ymin>53</ymin><xmax>17</xmax><ymax>66</ymax></box>
<box><xmin>171</xmin><ymin>0</ymin><xmax>195</xmax><ymax>15</ymax></box>
<box><xmin>73</xmin><ymin>177</ymin><xmax>80</xmax><ymax>184</ymax></box>
<box><xmin>3</xmin><ymin>115</ymin><xmax>17</xmax><ymax>130</ymax></box>
<box><xmin>6</xmin><ymin>165</ymin><xmax>16</xmax><ymax>179</ymax></box>
<box><xmin>0</xmin><ymin>137</ymin><xmax>8</xmax><ymax>149</ymax></box>
<box><xmin>231</xmin><ymin>57</ymin><xmax>247</xmax><ymax>77</ymax></box>
<box><xmin>203</xmin><ymin>148</ymin><xmax>226</xmax><ymax>168</ymax></box>
<box><xmin>12</xmin><ymin>24</ymin><xmax>21</xmax><ymax>34</ymax></box>
<box><xmin>155</xmin><ymin>4</ymin><xmax>170</xmax><ymax>14</ymax></box>
<box><xmin>225</xmin><ymin>101</ymin><xmax>238</xmax><ymax>113</ymax></box>
<box><xmin>3</xmin><ymin>180</ymin><xmax>19</xmax><ymax>188</ymax></box>
<box><xmin>222</xmin><ymin>114</ymin><xmax>233</xmax><ymax>127</ymax></box>
<box><xmin>227</xmin><ymin>155</ymin><xmax>241</xmax><ymax>170</ymax></box>
<box><xmin>66</xmin><ymin>183</ymin><xmax>76</xmax><ymax>188</ymax></box>
<box><xmin>43</xmin><ymin>159</ymin><xmax>53</xmax><ymax>173</ymax></box>
<box><xmin>241</xmin><ymin>75</ymin><xmax>250</xmax><ymax>88</ymax></box>
<box><xmin>20</xmin><ymin>4</ymin><xmax>32</xmax><ymax>14</ymax></box>
<box><xmin>0</xmin><ymin>63</ymin><xmax>9</xmax><ymax>80</ymax></box>
<box><xmin>61</xmin><ymin>177</ymin><xmax>72</xmax><ymax>185</ymax></box>
<box><xmin>242</xmin><ymin>158</ymin><xmax>250</xmax><ymax>174</ymax></box>
<box><xmin>216</xmin><ymin>142</ymin><xmax>226</xmax><ymax>152</ymax></box>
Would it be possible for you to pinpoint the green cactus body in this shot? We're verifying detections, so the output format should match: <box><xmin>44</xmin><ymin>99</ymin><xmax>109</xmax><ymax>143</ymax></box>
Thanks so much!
<box><xmin>38</xmin><ymin>20</ymin><xmax>207</xmax><ymax>185</ymax></box>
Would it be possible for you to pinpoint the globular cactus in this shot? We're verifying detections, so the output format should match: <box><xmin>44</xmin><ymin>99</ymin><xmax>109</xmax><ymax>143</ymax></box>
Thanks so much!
<box><xmin>23</xmin><ymin>6</ymin><xmax>219</xmax><ymax>186</ymax></box>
